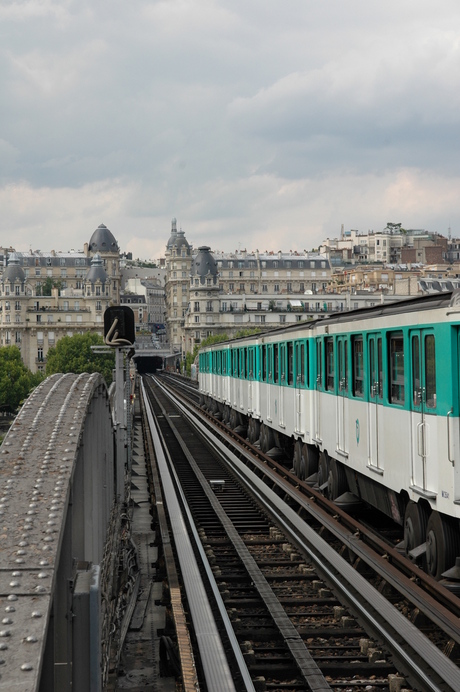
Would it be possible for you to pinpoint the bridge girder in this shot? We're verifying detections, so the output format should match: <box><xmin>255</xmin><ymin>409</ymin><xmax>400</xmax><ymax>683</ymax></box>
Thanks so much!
<box><xmin>0</xmin><ymin>372</ymin><xmax>116</xmax><ymax>691</ymax></box>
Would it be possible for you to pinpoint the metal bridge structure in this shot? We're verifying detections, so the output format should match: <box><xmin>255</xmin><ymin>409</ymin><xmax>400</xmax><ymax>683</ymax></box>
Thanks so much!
<box><xmin>0</xmin><ymin>372</ymin><xmax>118</xmax><ymax>692</ymax></box>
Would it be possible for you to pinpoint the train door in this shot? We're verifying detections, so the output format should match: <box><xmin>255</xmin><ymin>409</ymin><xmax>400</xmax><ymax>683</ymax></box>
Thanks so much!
<box><xmin>295</xmin><ymin>340</ymin><xmax>305</xmax><ymax>434</ymax></box>
<box><xmin>314</xmin><ymin>338</ymin><xmax>323</xmax><ymax>443</ymax></box>
<box><xmin>232</xmin><ymin>349</ymin><xmax>238</xmax><ymax>407</ymax></box>
<box><xmin>367</xmin><ymin>334</ymin><xmax>384</xmax><ymax>469</ymax></box>
<box><xmin>410</xmin><ymin>330</ymin><xmax>436</xmax><ymax>492</ymax></box>
<box><xmin>248</xmin><ymin>346</ymin><xmax>255</xmax><ymax>413</ymax></box>
<box><xmin>267</xmin><ymin>344</ymin><xmax>273</xmax><ymax>422</ymax></box>
<box><xmin>279</xmin><ymin>343</ymin><xmax>286</xmax><ymax>427</ymax></box>
<box><xmin>336</xmin><ymin>336</ymin><xmax>349</xmax><ymax>455</ymax></box>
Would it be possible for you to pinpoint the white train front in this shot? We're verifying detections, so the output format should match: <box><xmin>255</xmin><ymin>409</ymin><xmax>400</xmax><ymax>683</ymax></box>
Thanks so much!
<box><xmin>199</xmin><ymin>292</ymin><xmax>460</xmax><ymax>581</ymax></box>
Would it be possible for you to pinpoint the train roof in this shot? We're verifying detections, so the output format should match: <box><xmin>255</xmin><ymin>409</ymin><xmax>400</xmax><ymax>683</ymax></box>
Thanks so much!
<box><xmin>200</xmin><ymin>291</ymin><xmax>456</xmax><ymax>350</ymax></box>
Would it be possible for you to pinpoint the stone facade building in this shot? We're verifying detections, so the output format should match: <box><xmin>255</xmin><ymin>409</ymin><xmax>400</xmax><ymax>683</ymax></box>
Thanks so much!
<box><xmin>0</xmin><ymin>224</ymin><xmax>121</xmax><ymax>372</ymax></box>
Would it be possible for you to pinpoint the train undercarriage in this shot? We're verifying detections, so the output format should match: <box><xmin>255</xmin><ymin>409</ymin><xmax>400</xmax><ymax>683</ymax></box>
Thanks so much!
<box><xmin>201</xmin><ymin>394</ymin><xmax>460</xmax><ymax>584</ymax></box>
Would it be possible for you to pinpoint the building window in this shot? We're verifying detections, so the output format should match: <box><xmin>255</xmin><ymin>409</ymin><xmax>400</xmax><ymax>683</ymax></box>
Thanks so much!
<box><xmin>15</xmin><ymin>331</ymin><xmax>21</xmax><ymax>343</ymax></box>
<box><xmin>300</xmin><ymin>283</ymin><xmax>305</xmax><ymax>292</ymax></box>
<box><xmin>47</xmin><ymin>314</ymin><xmax>53</xmax><ymax>323</ymax></box>
<box><xmin>250</xmin><ymin>283</ymin><xmax>255</xmax><ymax>292</ymax></box>
<box><xmin>15</xmin><ymin>301</ymin><xmax>20</xmax><ymax>311</ymax></box>
<box><xmin>280</xmin><ymin>315</ymin><xmax>286</xmax><ymax>323</ymax></box>
<box><xmin>194</xmin><ymin>315</ymin><xmax>200</xmax><ymax>322</ymax></box>
<box><xmin>74</xmin><ymin>301</ymin><xmax>80</xmax><ymax>311</ymax></box>
<box><xmin>36</xmin><ymin>314</ymin><xmax>41</xmax><ymax>323</ymax></box>
<box><xmin>96</xmin><ymin>301</ymin><xmax>101</xmax><ymax>311</ymax></box>
<box><xmin>15</xmin><ymin>285</ymin><xmax>20</xmax><ymax>295</ymax></box>
<box><xmin>262</xmin><ymin>284</ymin><xmax>268</xmax><ymax>292</ymax></box>
<box><xmin>287</xmin><ymin>282</ymin><xmax>292</xmax><ymax>292</ymax></box>
<box><xmin>37</xmin><ymin>348</ymin><xmax>44</xmax><ymax>361</ymax></box>
<box><xmin>229</xmin><ymin>283</ymin><xmax>234</xmax><ymax>292</ymax></box>
<box><xmin>239</xmin><ymin>283</ymin><xmax>245</xmax><ymax>291</ymax></box>
<box><xmin>194</xmin><ymin>301</ymin><xmax>200</xmax><ymax>312</ymax></box>
<box><xmin>5</xmin><ymin>301</ymin><xmax>10</xmax><ymax>311</ymax></box>
<box><xmin>274</xmin><ymin>284</ymin><xmax>280</xmax><ymax>292</ymax></box>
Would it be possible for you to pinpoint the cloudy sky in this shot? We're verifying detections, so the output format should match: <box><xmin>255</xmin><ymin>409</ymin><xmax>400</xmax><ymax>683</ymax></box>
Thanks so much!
<box><xmin>1</xmin><ymin>0</ymin><xmax>460</xmax><ymax>259</ymax></box>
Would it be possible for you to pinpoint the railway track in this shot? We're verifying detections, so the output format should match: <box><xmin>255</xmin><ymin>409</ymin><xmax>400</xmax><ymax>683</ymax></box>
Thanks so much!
<box><xmin>141</xmin><ymin>373</ymin><xmax>460</xmax><ymax>691</ymax></box>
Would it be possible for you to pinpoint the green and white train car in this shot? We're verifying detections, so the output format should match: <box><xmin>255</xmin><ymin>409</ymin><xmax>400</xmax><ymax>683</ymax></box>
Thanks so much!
<box><xmin>199</xmin><ymin>291</ymin><xmax>460</xmax><ymax>580</ymax></box>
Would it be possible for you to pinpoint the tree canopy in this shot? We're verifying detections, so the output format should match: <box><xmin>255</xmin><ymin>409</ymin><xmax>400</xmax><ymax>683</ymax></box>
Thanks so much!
<box><xmin>46</xmin><ymin>332</ymin><xmax>115</xmax><ymax>385</ymax></box>
<box><xmin>0</xmin><ymin>346</ymin><xmax>43</xmax><ymax>412</ymax></box>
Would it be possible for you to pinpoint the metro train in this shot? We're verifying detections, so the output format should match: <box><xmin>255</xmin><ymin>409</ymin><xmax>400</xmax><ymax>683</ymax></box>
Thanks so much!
<box><xmin>198</xmin><ymin>291</ymin><xmax>460</xmax><ymax>580</ymax></box>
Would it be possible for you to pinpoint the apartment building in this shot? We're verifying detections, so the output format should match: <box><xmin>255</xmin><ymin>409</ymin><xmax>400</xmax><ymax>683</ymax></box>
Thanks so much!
<box><xmin>0</xmin><ymin>224</ymin><xmax>122</xmax><ymax>372</ymax></box>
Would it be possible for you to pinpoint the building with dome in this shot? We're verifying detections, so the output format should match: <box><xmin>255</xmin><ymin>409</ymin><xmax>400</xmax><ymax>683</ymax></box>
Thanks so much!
<box><xmin>0</xmin><ymin>225</ymin><xmax>122</xmax><ymax>373</ymax></box>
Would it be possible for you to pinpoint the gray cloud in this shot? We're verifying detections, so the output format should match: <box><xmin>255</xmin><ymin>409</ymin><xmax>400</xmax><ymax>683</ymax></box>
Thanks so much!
<box><xmin>1</xmin><ymin>0</ymin><xmax>460</xmax><ymax>255</ymax></box>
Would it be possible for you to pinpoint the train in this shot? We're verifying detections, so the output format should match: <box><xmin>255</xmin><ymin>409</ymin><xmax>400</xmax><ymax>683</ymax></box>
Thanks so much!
<box><xmin>198</xmin><ymin>291</ymin><xmax>460</xmax><ymax>581</ymax></box>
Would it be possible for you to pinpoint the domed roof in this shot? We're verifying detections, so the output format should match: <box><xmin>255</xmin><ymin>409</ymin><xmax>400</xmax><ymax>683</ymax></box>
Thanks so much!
<box><xmin>3</xmin><ymin>252</ymin><xmax>25</xmax><ymax>284</ymax></box>
<box><xmin>85</xmin><ymin>253</ymin><xmax>107</xmax><ymax>285</ymax></box>
<box><xmin>166</xmin><ymin>218</ymin><xmax>178</xmax><ymax>249</ymax></box>
<box><xmin>88</xmin><ymin>223</ymin><xmax>119</xmax><ymax>253</ymax></box>
<box><xmin>166</xmin><ymin>218</ymin><xmax>191</xmax><ymax>252</ymax></box>
<box><xmin>192</xmin><ymin>246</ymin><xmax>218</xmax><ymax>285</ymax></box>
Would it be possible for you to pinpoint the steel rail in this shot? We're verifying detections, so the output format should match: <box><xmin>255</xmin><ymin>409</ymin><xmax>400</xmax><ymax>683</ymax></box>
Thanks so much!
<box><xmin>162</xmin><ymin>372</ymin><xmax>460</xmax><ymax>632</ymax></box>
<box><xmin>156</xmin><ymin>376</ymin><xmax>460</xmax><ymax>692</ymax></box>
<box><xmin>142</xmin><ymin>379</ymin><xmax>254</xmax><ymax>692</ymax></box>
<box><xmin>150</xmin><ymin>378</ymin><xmax>332</xmax><ymax>691</ymax></box>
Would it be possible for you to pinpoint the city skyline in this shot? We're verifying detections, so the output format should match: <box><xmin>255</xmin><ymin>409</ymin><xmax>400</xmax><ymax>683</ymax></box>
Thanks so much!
<box><xmin>1</xmin><ymin>1</ymin><xmax>460</xmax><ymax>259</ymax></box>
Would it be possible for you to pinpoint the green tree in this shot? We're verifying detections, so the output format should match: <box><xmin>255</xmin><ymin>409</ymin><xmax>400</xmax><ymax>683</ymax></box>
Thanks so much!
<box><xmin>0</xmin><ymin>346</ymin><xmax>43</xmax><ymax>412</ymax></box>
<box><xmin>185</xmin><ymin>333</ymin><xmax>229</xmax><ymax>375</ymax></box>
<box><xmin>46</xmin><ymin>333</ymin><xmax>115</xmax><ymax>385</ymax></box>
<box><xmin>37</xmin><ymin>277</ymin><xmax>62</xmax><ymax>296</ymax></box>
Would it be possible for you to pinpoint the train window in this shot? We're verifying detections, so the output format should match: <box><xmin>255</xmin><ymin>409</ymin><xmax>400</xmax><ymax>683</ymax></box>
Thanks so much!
<box><xmin>412</xmin><ymin>336</ymin><xmax>421</xmax><ymax>405</ymax></box>
<box><xmin>217</xmin><ymin>350</ymin><xmax>221</xmax><ymax>375</ymax></box>
<box><xmin>425</xmin><ymin>334</ymin><xmax>436</xmax><ymax>408</ymax></box>
<box><xmin>326</xmin><ymin>338</ymin><xmax>334</xmax><ymax>391</ymax></box>
<box><xmin>338</xmin><ymin>338</ymin><xmax>348</xmax><ymax>393</ymax></box>
<box><xmin>222</xmin><ymin>351</ymin><xmax>227</xmax><ymax>375</ymax></box>
<box><xmin>274</xmin><ymin>344</ymin><xmax>279</xmax><ymax>383</ymax></box>
<box><xmin>233</xmin><ymin>349</ymin><xmax>238</xmax><ymax>377</ymax></box>
<box><xmin>287</xmin><ymin>342</ymin><xmax>294</xmax><ymax>385</ymax></box>
<box><xmin>248</xmin><ymin>348</ymin><xmax>254</xmax><ymax>379</ymax></box>
<box><xmin>296</xmin><ymin>342</ymin><xmax>305</xmax><ymax>385</ymax></box>
<box><xmin>389</xmin><ymin>332</ymin><xmax>405</xmax><ymax>405</ymax></box>
<box><xmin>239</xmin><ymin>349</ymin><xmax>245</xmax><ymax>378</ymax></box>
<box><xmin>352</xmin><ymin>336</ymin><xmax>364</xmax><ymax>397</ymax></box>
<box><xmin>316</xmin><ymin>339</ymin><xmax>323</xmax><ymax>388</ymax></box>
<box><xmin>378</xmin><ymin>338</ymin><xmax>383</xmax><ymax>398</ymax></box>
<box><xmin>261</xmin><ymin>345</ymin><xmax>267</xmax><ymax>381</ymax></box>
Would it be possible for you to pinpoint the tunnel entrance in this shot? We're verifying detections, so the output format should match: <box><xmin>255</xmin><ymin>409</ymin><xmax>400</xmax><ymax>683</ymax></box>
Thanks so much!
<box><xmin>134</xmin><ymin>355</ymin><xmax>164</xmax><ymax>374</ymax></box>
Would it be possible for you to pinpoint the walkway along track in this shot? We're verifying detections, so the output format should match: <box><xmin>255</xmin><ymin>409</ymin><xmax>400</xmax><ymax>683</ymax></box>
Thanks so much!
<box><xmin>141</xmin><ymin>374</ymin><xmax>460</xmax><ymax>691</ymax></box>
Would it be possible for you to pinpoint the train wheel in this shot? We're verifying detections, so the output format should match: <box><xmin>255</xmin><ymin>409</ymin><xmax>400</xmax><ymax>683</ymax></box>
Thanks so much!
<box><xmin>426</xmin><ymin>511</ymin><xmax>460</xmax><ymax>580</ymax></box>
<box><xmin>317</xmin><ymin>451</ymin><xmax>329</xmax><ymax>494</ymax></box>
<box><xmin>293</xmin><ymin>440</ymin><xmax>303</xmax><ymax>477</ymax></box>
<box><xmin>328</xmin><ymin>459</ymin><xmax>347</xmax><ymax>500</ymax></box>
<box><xmin>302</xmin><ymin>443</ymin><xmax>318</xmax><ymax>481</ymax></box>
<box><xmin>261</xmin><ymin>423</ymin><xmax>275</xmax><ymax>453</ymax></box>
<box><xmin>222</xmin><ymin>405</ymin><xmax>231</xmax><ymax>425</ymax></box>
<box><xmin>403</xmin><ymin>501</ymin><xmax>428</xmax><ymax>557</ymax></box>
<box><xmin>252</xmin><ymin>419</ymin><xmax>260</xmax><ymax>445</ymax></box>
